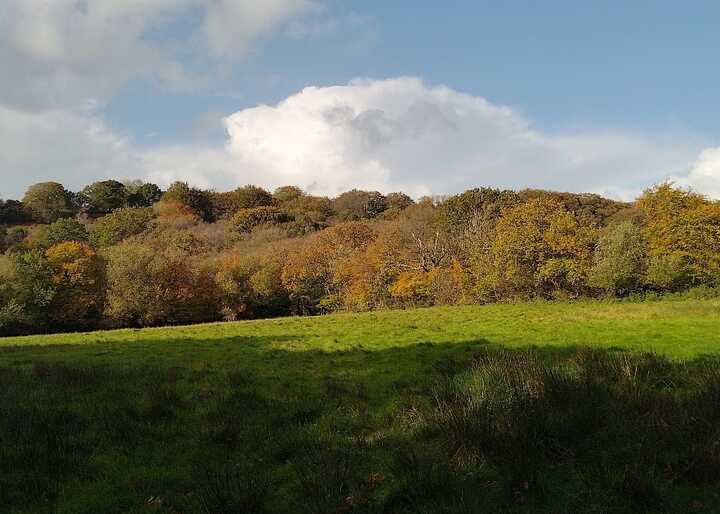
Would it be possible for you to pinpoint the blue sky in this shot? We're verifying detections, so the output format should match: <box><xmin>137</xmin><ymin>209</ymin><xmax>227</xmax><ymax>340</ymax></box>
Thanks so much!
<box><xmin>1</xmin><ymin>0</ymin><xmax>719</xmax><ymax>199</ymax></box>
<box><xmin>103</xmin><ymin>1</ymin><xmax>720</xmax><ymax>143</ymax></box>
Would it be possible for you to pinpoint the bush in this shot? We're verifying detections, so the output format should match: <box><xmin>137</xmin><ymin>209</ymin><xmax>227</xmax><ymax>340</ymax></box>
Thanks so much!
<box><xmin>589</xmin><ymin>220</ymin><xmax>646</xmax><ymax>295</ymax></box>
<box><xmin>163</xmin><ymin>182</ymin><xmax>215</xmax><ymax>222</ymax></box>
<box><xmin>2</xmin><ymin>227</ymin><xmax>29</xmax><ymax>252</ymax></box>
<box><xmin>334</xmin><ymin>190</ymin><xmax>388</xmax><ymax>220</ymax></box>
<box><xmin>36</xmin><ymin>218</ymin><xmax>89</xmax><ymax>248</ymax></box>
<box><xmin>0</xmin><ymin>299</ymin><xmax>29</xmax><ymax>336</ymax></box>
<box><xmin>89</xmin><ymin>207</ymin><xmax>154</xmax><ymax>248</ymax></box>
<box><xmin>646</xmin><ymin>254</ymin><xmax>690</xmax><ymax>291</ymax></box>
<box><xmin>228</xmin><ymin>207</ymin><xmax>294</xmax><ymax>235</ymax></box>
<box><xmin>211</xmin><ymin>185</ymin><xmax>274</xmax><ymax>219</ymax></box>
<box><xmin>105</xmin><ymin>242</ymin><xmax>220</xmax><ymax>326</ymax></box>
<box><xmin>215</xmin><ymin>252</ymin><xmax>288</xmax><ymax>320</ymax></box>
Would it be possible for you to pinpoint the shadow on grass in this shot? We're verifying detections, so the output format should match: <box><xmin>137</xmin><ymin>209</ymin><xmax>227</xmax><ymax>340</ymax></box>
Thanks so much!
<box><xmin>2</xmin><ymin>338</ymin><xmax>720</xmax><ymax>514</ymax></box>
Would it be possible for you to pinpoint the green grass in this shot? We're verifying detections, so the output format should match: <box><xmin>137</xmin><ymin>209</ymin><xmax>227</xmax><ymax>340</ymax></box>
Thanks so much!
<box><xmin>1</xmin><ymin>298</ymin><xmax>720</xmax><ymax>514</ymax></box>
<box><xmin>4</xmin><ymin>297</ymin><xmax>720</xmax><ymax>355</ymax></box>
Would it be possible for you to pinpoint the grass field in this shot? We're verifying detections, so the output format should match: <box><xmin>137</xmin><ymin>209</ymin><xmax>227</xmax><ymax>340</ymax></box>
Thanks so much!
<box><xmin>1</xmin><ymin>298</ymin><xmax>720</xmax><ymax>513</ymax></box>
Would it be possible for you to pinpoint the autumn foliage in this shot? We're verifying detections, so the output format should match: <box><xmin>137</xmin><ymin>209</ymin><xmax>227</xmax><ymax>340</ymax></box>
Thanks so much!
<box><xmin>1</xmin><ymin>180</ymin><xmax>719</xmax><ymax>335</ymax></box>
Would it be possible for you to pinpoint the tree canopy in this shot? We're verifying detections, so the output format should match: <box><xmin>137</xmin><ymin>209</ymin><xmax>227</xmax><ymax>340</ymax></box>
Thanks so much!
<box><xmin>1</xmin><ymin>179</ymin><xmax>718</xmax><ymax>336</ymax></box>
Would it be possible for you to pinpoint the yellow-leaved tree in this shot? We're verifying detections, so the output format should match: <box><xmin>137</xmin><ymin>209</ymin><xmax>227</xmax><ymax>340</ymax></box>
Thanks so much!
<box><xmin>474</xmin><ymin>198</ymin><xmax>598</xmax><ymax>300</ymax></box>
<box><xmin>637</xmin><ymin>183</ymin><xmax>720</xmax><ymax>289</ymax></box>
<box><xmin>45</xmin><ymin>241</ymin><xmax>104</xmax><ymax>326</ymax></box>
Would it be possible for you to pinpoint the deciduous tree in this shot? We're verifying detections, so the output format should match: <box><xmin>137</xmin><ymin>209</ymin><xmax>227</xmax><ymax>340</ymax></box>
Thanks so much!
<box><xmin>22</xmin><ymin>182</ymin><xmax>74</xmax><ymax>223</ymax></box>
<box><xmin>211</xmin><ymin>185</ymin><xmax>274</xmax><ymax>219</ymax></box>
<box><xmin>0</xmin><ymin>199</ymin><xmax>28</xmax><ymax>225</ymax></box>
<box><xmin>475</xmin><ymin>198</ymin><xmax>597</xmax><ymax>299</ymax></box>
<box><xmin>105</xmin><ymin>242</ymin><xmax>220</xmax><ymax>326</ymax></box>
<box><xmin>589</xmin><ymin>220</ymin><xmax>646</xmax><ymax>295</ymax></box>
<box><xmin>163</xmin><ymin>182</ymin><xmax>215</xmax><ymax>222</ymax></box>
<box><xmin>81</xmin><ymin>180</ymin><xmax>128</xmax><ymax>215</ymax></box>
<box><xmin>46</xmin><ymin>241</ymin><xmax>103</xmax><ymax>326</ymax></box>
<box><xmin>127</xmin><ymin>182</ymin><xmax>162</xmax><ymax>207</ymax></box>
<box><xmin>273</xmin><ymin>186</ymin><xmax>304</xmax><ymax>204</ymax></box>
<box><xmin>281</xmin><ymin>222</ymin><xmax>376</xmax><ymax>313</ymax></box>
<box><xmin>89</xmin><ymin>207</ymin><xmax>154</xmax><ymax>248</ymax></box>
<box><xmin>637</xmin><ymin>183</ymin><xmax>720</xmax><ymax>288</ymax></box>
<box><xmin>228</xmin><ymin>207</ymin><xmax>294</xmax><ymax>235</ymax></box>
<box><xmin>36</xmin><ymin>218</ymin><xmax>89</xmax><ymax>248</ymax></box>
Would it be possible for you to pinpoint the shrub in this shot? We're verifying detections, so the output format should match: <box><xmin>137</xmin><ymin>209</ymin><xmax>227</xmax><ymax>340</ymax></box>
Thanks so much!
<box><xmin>589</xmin><ymin>220</ymin><xmax>646</xmax><ymax>295</ymax></box>
<box><xmin>645</xmin><ymin>254</ymin><xmax>690</xmax><ymax>291</ymax></box>
<box><xmin>215</xmin><ymin>251</ymin><xmax>289</xmax><ymax>320</ymax></box>
<box><xmin>0</xmin><ymin>299</ymin><xmax>29</xmax><ymax>336</ymax></box>
<box><xmin>35</xmin><ymin>218</ymin><xmax>89</xmax><ymax>248</ymax></box>
<box><xmin>163</xmin><ymin>182</ymin><xmax>215</xmax><ymax>222</ymax></box>
<box><xmin>334</xmin><ymin>190</ymin><xmax>388</xmax><ymax>220</ymax></box>
<box><xmin>104</xmin><ymin>242</ymin><xmax>220</xmax><ymax>326</ymax></box>
<box><xmin>89</xmin><ymin>207</ymin><xmax>154</xmax><ymax>248</ymax></box>
<box><xmin>273</xmin><ymin>185</ymin><xmax>304</xmax><ymax>204</ymax></box>
<box><xmin>228</xmin><ymin>207</ymin><xmax>294</xmax><ymax>235</ymax></box>
<box><xmin>211</xmin><ymin>185</ymin><xmax>274</xmax><ymax>219</ymax></box>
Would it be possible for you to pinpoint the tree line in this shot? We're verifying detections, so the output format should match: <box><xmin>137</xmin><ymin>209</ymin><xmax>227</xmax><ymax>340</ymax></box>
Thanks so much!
<box><xmin>1</xmin><ymin>179</ymin><xmax>718</xmax><ymax>336</ymax></box>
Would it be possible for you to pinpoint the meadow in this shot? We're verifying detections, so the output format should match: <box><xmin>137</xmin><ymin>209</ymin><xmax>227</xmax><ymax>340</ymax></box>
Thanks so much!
<box><xmin>1</xmin><ymin>297</ymin><xmax>720</xmax><ymax>513</ymax></box>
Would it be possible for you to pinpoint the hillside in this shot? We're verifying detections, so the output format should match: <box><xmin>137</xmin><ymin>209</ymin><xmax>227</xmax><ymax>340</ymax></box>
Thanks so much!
<box><xmin>2</xmin><ymin>298</ymin><xmax>720</xmax><ymax>513</ymax></box>
<box><xmin>4</xmin><ymin>182</ymin><xmax>720</xmax><ymax>339</ymax></box>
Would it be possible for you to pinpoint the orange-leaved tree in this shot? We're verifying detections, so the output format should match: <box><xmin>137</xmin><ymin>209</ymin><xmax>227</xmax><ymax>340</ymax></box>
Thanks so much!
<box><xmin>281</xmin><ymin>221</ymin><xmax>376</xmax><ymax>313</ymax></box>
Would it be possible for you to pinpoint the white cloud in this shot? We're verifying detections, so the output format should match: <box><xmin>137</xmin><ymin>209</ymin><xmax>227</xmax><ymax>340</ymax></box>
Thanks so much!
<box><xmin>203</xmin><ymin>0</ymin><xmax>313</xmax><ymax>57</ymax></box>
<box><xmin>678</xmin><ymin>147</ymin><xmax>720</xmax><ymax>198</ymax></box>
<box><xmin>0</xmin><ymin>0</ymin><xmax>314</xmax><ymax>111</ymax></box>
<box><xmin>143</xmin><ymin>77</ymin><xmax>711</xmax><ymax>200</ymax></box>
<box><xmin>0</xmin><ymin>106</ymin><xmax>147</xmax><ymax>198</ymax></box>
<box><xmin>2</xmin><ymin>77</ymin><xmax>717</xmax><ymax>202</ymax></box>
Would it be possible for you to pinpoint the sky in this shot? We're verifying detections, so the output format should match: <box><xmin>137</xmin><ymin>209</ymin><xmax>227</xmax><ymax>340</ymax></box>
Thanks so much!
<box><xmin>1</xmin><ymin>0</ymin><xmax>719</xmax><ymax>200</ymax></box>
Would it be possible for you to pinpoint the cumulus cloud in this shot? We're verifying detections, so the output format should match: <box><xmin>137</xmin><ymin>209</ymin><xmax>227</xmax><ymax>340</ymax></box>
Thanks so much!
<box><xmin>678</xmin><ymin>147</ymin><xmax>720</xmax><ymax>198</ymax></box>
<box><xmin>141</xmin><ymin>77</ymin><xmax>712</xmax><ymax>200</ymax></box>
<box><xmin>2</xmin><ymin>77</ymin><xmax>717</xmax><ymax>202</ymax></box>
<box><xmin>0</xmin><ymin>0</ymin><xmax>313</xmax><ymax>111</ymax></box>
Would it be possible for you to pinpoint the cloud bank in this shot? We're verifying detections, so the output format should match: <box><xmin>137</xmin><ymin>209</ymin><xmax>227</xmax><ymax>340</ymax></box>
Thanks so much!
<box><xmin>142</xmin><ymin>77</ymin><xmax>716</xmax><ymax>200</ymax></box>
<box><xmin>0</xmin><ymin>0</ymin><xmax>313</xmax><ymax>111</ymax></box>
<box><xmin>2</xmin><ymin>78</ymin><xmax>718</xmax><ymax>201</ymax></box>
